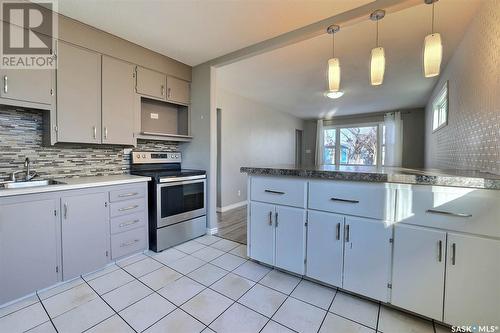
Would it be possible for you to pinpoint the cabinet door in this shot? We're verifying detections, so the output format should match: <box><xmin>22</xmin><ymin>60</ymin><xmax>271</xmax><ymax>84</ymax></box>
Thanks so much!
<box><xmin>61</xmin><ymin>192</ymin><xmax>108</xmax><ymax>280</ymax></box>
<box><xmin>136</xmin><ymin>66</ymin><xmax>166</xmax><ymax>100</ymax></box>
<box><xmin>275</xmin><ymin>205</ymin><xmax>306</xmax><ymax>274</ymax></box>
<box><xmin>102</xmin><ymin>56</ymin><xmax>135</xmax><ymax>145</ymax></box>
<box><xmin>249</xmin><ymin>202</ymin><xmax>275</xmax><ymax>266</ymax></box>
<box><xmin>56</xmin><ymin>41</ymin><xmax>101</xmax><ymax>143</ymax></box>
<box><xmin>306</xmin><ymin>210</ymin><xmax>344</xmax><ymax>286</ymax></box>
<box><xmin>343</xmin><ymin>216</ymin><xmax>392</xmax><ymax>301</ymax></box>
<box><xmin>0</xmin><ymin>22</ymin><xmax>53</xmax><ymax>106</ymax></box>
<box><xmin>392</xmin><ymin>225</ymin><xmax>446</xmax><ymax>320</ymax></box>
<box><xmin>0</xmin><ymin>198</ymin><xmax>59</xmax><ymax>304</ymax></box>
<box><xmin>166</xmin><ymin>76</ymin><xmax>190</xmax><ymax>105</ymax></box>
<box><xmin>444</xmin><ymin>233</ymin><xmax>500</xmax><ymax>326</ymax></box>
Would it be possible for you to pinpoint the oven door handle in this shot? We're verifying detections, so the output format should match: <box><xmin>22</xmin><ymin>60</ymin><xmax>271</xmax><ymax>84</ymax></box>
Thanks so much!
<box><xmin>159</xmin><ymin>175</ymin><xmax>206</xmax><ymax>183</ymax></box>
<box><xmin>158</xmin><ymin>179</ymin><xmax>206</xmax><ymax>187</ymax></box>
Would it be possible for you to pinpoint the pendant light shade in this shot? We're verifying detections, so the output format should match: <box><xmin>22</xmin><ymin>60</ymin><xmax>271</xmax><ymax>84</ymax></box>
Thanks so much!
<box><xmin>423</xmin><ymin>0</ymin><xmax>442</xmax><ymax>78</ymax></box>
<box><xmin>328</xmin><ymin>57</ymin><xmax>341</xmax><ymax>92</ymax></box>
<box><xmin>423</xmin><ymin>33</ymin><xmax>442</xmax><ymax>77</ymax></box>
<box><xmin>370</xmin><ymin>47</ymin><xmax>385</xmax><ymax>85</ymax></box>
<box><xmin>370</xmin><ymin>10</ymin><xmax>386</xmax><ymax>86</ymax></box>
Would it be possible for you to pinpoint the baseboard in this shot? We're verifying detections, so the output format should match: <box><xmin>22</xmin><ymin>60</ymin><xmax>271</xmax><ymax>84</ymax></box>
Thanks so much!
<box><xmin>216</xmin><ymin>200</ymin><xmax>247</xmax><ymax>213</ymax></box>
<box><xmin>206</xmin><ymin>227</ymin><xmax>218</xmax><ymax>235</ymax></box>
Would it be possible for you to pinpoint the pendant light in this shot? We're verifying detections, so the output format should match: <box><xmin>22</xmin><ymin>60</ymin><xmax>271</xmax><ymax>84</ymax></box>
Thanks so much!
<box><xmin>370</xmin><ymin>9</ymin><xmax>386</xmax><ymax>86</ymax></box>
<box><xmin>423</xmin><ymin>0</ymin><xmax>442</xmax><ymax>77</ymax></box>
<box><xmin>326</xmin><ymin>24</ymin><xmax>343</xmax><ymax>99</ymax></box>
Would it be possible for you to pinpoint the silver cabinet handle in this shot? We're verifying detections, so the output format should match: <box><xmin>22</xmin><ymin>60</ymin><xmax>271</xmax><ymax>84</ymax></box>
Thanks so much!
<box><xmin>3</xmin><ymin>75</ymin><xmax>7</xmax><ymax>93</ymax></box>
<box><xmin>104</xmin><ymin>127</ymin><xmax>108</xmax><ymax>140</ymax></box>
<box><xmin>63</xmin><ymin>203</ymin><xmax>68</xmax><ymax>219</ymax></box>
<box><xmin>120</xmin><ymin>239</ymin><xmax>140</xmax><ymax>248</ymax></box>
<box><xmin>268</xmin><ymin>211</ymin><xmax>272</xmax><ymax>226</ymax></box>
<box><xmin>275</xmin><ymin>211</ymin><xmax>278</xmax><ymax>228</ymax></box>
<box><xmin>161</xmin><ymin>85</ymin><xmax>165</xmax><ymax>96</ymax></box>
<box><xmin>451</xmin><ymin>243</ymin><xmax>456</xmax><ymax>265</ymax></box>
<box><xmin>345</xmin><ymin>224</ymin><xmax>350</xmax><ymax>242</ymax></box>
<box><xmin>426</xmin><ymin>209</ymin><xmax>472</xmax><ymax>218</ymax></box>
<box><xmin>118</xmin><ymin>205</ymin><xmax>139</xmax><ymax>212</ymax></box>
<box><xmin>119</xmin><ymin>219</ymin><xmax>140</xmax><ymax>228</ymax></box>
<box><xmin>265</xmin><ymin>189</ymin><xmax>285</xmax><ymax>195</ymax></box>
<box><xmin>438</xmin><ymin>240</ymin><xmax>443</xmax><ymax>262</ymax></box>
<box><xmin>336</xmin><ymin>223</ymin><xmax>341</xmax><ymax>240</ymax></box>
<box><xmin>118</xmin><ymin>192</ymin><xmax>139</xmax><ymax>198</ymax></box>
<box><xmin>331</xmin><ymin>197</ymin><xmax>359</xmax><ymax>204</ymax></box>
<box><xmin>92</xmin><ymin>126</ymin><xmax>97</xmax><ymax>139</ymax></box>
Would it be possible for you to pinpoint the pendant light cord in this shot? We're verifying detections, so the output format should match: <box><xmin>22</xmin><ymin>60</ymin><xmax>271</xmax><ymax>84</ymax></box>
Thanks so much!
<box><xmin>332</xmin><ymin>32</ymin><xmax>335</xmax><ymax>57</ymax></box>
<box><xmin>376</xmin><ymin>19</ymin><xmax>379</xmax><ymax>47</ymax></box>
<box><xmin>431</xmin><ymin>3</ymin><xmax>435</xmax><ymax>34</ymax></box>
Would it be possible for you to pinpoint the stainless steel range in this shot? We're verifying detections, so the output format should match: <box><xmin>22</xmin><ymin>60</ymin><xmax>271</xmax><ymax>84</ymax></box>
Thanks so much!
<box><xmin>130</xmin><ymin>151</ymin><xmax>206</xmax><ymax>252</ymax></box>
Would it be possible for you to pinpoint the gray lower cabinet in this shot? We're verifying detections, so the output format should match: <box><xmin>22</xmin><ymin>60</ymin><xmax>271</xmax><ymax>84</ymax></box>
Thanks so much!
<box><xmin>102</xmin><ymin>56</ymin><xmax>135</xmax><ymax>145</ymax></box>
<box><xmin>61</xmin><ymin>191</ymin><xmax>109</xmax><ymax>280</ymax></box>
<box><xmin>0</xmin><ymin>197</ymin><xmax>60</xmax><ymax>304</ymax></box>
<box><xmin>56</xmin><ymin>41</ymin><xmax>102</xmax><ymax>143</ymax></box>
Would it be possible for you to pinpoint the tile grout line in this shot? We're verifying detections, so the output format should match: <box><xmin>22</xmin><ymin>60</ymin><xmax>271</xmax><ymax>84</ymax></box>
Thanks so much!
<box><xmin>35</xmin><ymin>292</ymin><xmax>59</xmax><ymax>333</ymax></box>
<box><xmin>375</xmin><ymin>300</ymin><xmax>382</xmax><ymax>332</ymax></box>
<box><xmin>316</xmin><ymin>287</ymin><xmax>339</xmax><ymax>333</ymax></box>
<box><xmin>82</xmin><ymin>277</ymin><xmax>138</xmax><ymax>333</ymax></box>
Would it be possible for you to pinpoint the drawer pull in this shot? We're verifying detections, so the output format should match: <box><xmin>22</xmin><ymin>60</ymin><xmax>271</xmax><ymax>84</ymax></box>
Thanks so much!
<box><xmin>331</xmin><ymin>197</ymin><xmax>359</xmax><ymax>204</ymax></box>
<box><xmin>336</xmin><ymin>223</ymin><xmax>341</xmax><ymax>240</ymax></box>
<box><xmin>119</xmin><ymin>219</ymin><xmax>140</xmax><ymax>228</ymax></box>
<box><xmin>265</xmin><ymin>189</ymin><xmax>285</xmax><ymax>195</ymax></box>
<box><xmin>120</xmin><ymin>239</ymin><xmax>140</xmax><ymax>248</ymax></box>
<box><xmin>426</xmin><ymin>209</ymin><xmax>472</xmax><ymax>218</ymax></box>
<box><xmin>118</xmin><ymin>192</ymin><xmax>139</xmax><ymax>198</ymax></box>
<box><xmin>118</xmin><ymin>205</ymin><xmax>139</xmax><ymax>212</ymax></box>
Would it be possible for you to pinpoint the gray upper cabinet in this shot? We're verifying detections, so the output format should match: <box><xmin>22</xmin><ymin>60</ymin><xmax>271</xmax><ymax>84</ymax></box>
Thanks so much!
<box><xmin>166</xmin><ymin>76</ymin><xmax>190</xmax><ymax>105</ymax></box>
<box><xmin>56</xmin><ymin>41</ymin><xmax>102</xmax><ymax>144</ymax></box>
<box><xmin>0</xmin><ymin>22</ymin><xmax>54</xmax><ymax>108</ymax></box>
<box><xmin>0</xmin><ymin>197</ymin><xmax>60</xmax><ymax>304</ymax></box>
<box><xmin>102</xmin><ymin>56</ymin><xmax>135</xmax><ymax>145</ymax></box>
<box><xmin>136</xmin><ymin>66</ymin><xmax>166</xmax><ymax>100</ymax></box>
<box><xmin>61</xmin><ymin>191</ymin><xmax>108</xmax><ymax>280</ymax></box>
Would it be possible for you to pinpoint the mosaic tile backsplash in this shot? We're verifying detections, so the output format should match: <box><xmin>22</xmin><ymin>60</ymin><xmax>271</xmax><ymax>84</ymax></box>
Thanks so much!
<box><xmin>0</xmin><ymin>107</ymin><xmax>178</xmax><ymax>180</ymax></box>
<box><xmin>425</xmin><ymin>0</ymin><xmax>500</xmax><ymax>175</ymax></box>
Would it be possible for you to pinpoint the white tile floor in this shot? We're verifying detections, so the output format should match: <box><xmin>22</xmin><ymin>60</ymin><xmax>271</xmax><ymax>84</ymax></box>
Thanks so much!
<box><xmin>0</xmin><ymin>235</ymin><xmax>448</xmax><ymax>333</ymax></box>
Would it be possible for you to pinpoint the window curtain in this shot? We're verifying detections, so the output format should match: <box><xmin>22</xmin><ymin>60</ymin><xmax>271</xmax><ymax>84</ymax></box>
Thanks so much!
<box><xmin>315</xmin><ymin>119</ymin><xmax>324</xmax><ymax>166</ymax></box>
<box><xmin>384</xmin><ymin>112</ymin><xmax>403</xmax><ymax>167</ymax></box>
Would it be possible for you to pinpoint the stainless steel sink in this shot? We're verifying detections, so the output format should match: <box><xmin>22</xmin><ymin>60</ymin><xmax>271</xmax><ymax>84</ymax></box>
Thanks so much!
<box><xmin>3</xmin><ymin>179</ymin><xmax>64</xmax><ymax>189</ymax></box>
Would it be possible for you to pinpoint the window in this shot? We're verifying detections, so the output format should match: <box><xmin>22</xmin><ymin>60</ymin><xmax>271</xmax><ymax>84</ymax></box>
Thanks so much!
<box><xmin>323</xmin><ymin>128</ymin><xmax>336</xmax><ymax>164</ymax></box>
<box><xmin>432</xmin><ymin>81</ymin><xmax>448</xmax><ymax>131</ymax></box>
<box><xmin>323</xmin><ymin>124</ymin><xmax>381</xmax><ymax>166</ymax></box>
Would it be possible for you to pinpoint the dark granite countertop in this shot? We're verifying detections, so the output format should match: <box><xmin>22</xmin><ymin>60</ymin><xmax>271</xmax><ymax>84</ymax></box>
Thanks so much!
<box><xmin>240</xmin><ymin>165</ymin><xmax>500</xmax><ymax>190</ymax></box>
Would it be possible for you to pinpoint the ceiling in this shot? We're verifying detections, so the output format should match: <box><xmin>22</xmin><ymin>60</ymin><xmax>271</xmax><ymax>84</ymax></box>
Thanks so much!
<box><xmin>56</xmin><ymin>0</ymin><xmax>373</xmax><ymax>66</ymax></box>
<box><xmin>217</xmin><ymin>0</ymin><xmax>480</xmax><ymax>119</ymax></box>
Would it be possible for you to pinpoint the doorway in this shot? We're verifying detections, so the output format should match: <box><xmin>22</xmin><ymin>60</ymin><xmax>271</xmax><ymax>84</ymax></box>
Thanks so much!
<box><xmin>295</xmin><ymin>129</ymin><xmax>303</xmax><ymax>165</ymax></box>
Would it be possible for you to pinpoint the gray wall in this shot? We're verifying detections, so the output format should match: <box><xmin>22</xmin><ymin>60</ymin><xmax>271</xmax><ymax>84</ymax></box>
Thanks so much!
<box><xmin>0</xmin><ymin>107</ymin><xmax>178</xmax><ymax>180</ymax></box>
<box><xmin>302</xmin><ymin>120</ymin><xmax>317</xmax><ymax>166</ymax></box>
<box><xmin>424</xmin><ymin>0</ymin><xmax>499</xmax><ymax>174</ymax></box>
<box><xmin>217</xmin><ymin>89</ymin><xmax>303</xmax><ymax>209</ymax></box>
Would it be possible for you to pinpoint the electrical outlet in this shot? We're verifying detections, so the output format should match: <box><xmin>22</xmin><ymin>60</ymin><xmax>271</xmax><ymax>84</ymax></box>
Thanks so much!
<box><xmin>123</xmin><ymin>148</ymin><xmax>132</xmax><ymax>155</ymax></box>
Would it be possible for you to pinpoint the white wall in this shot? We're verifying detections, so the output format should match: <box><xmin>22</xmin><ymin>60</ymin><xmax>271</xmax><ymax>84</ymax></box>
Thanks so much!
<box><xmin>424</xmin><ymin>0</ymin><xmax>500</xmax><ymax>174</ymax></box>
<box><xmin>217</xmin><ymin>89</ymin><xmax>303</xmax><ymax>210</ymax></box>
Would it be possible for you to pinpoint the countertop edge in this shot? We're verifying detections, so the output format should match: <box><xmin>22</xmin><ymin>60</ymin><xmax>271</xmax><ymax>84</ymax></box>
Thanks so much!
<box><xmin>240</xmin><ymin>167</ymin><xmax>500</xmax><ymax>190</ymax></box>
<box><xmin>0</xmin><ymin>175</ymin><xmax>151</xmax><ymax>198</ymax></box>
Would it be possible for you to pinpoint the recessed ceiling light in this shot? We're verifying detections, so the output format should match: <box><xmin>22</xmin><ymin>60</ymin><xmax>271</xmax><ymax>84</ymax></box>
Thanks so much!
<box><xmin>325</xmin><ymin>90</ymin><xmax>344</xmax><ymax>99</ymax></box>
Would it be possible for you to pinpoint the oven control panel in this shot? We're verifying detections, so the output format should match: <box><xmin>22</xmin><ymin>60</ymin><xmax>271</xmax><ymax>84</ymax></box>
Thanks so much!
<box><xmin>131</xmin><ymin>151</ymin><xmax>181</xmax><ymax>164</ymax></box>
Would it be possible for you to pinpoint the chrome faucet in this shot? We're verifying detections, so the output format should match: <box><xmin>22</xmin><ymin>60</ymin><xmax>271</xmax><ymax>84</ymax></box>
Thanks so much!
<box><xmin>10</xmin><ymin>158</ymin><xmax>37</xmax><ymax>182</ymax></box>
<box><xmin>24</xmin><ymin>158</ymin><xmax>31</xmax><ymax>181</ymax></box>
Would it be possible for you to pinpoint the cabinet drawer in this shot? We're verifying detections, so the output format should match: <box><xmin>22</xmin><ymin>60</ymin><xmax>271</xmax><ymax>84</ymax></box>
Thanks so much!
<box><xmin>309</xmin><ymin>181</ymin><xmax>395</xmax><ymax>220</ymax></box>
<box><xmin>110</xmin><ymin>212</ymin><xmax>146</xmax><ymax>235</ymax></box>
<box><xmin>111</xmin><ymin>227</ymin><xmax>147</xmax><ymax>260</ymax></box>
<box><xmin>109</xmin><ymin>186</ymin><xmax>146</xmax><ymax>202</ymax></box>
<box><xmin>110</xmin><ymin>198</ymin><xmax>145</xmax><ymax>217</ymax></box>
<box><xmin>397</xmin><ymin>186</ymin><xmax>500</xmax><ymax>238</ymax></box>
<box><xmin>251</xmin><ymin>177</ymin><xmax>307</xmax><ymax>208</ymax></box>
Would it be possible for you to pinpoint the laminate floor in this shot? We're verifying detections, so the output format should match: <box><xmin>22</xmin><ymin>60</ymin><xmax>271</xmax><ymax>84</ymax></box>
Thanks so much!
<box><xmin>216</xmin><ymin>206</ymin><xmax>247</xmax><ymax>244</ymax></box>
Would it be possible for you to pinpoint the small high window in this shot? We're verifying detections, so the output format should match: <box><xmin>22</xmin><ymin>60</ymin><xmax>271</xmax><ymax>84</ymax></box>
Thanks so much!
<box><xmin>432</xmin><ymin>81</ymin><xmax>448</xmax><ymax>132</ymax></box>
